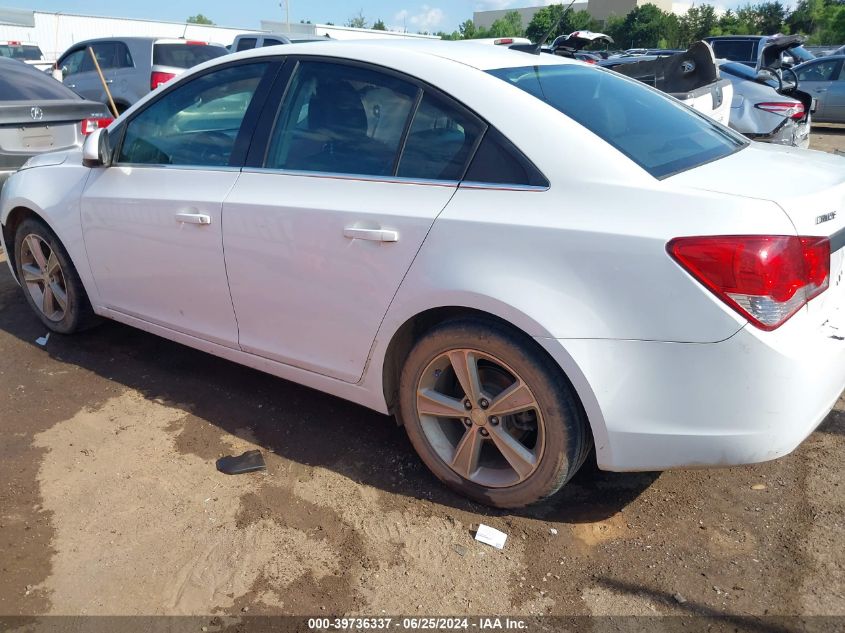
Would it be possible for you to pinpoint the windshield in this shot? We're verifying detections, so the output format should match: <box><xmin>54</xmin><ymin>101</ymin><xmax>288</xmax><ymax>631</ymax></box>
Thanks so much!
<box><xmin>0</xmin><ymin>60</ymin><xmax>81</xmax><ymax>100</ymax></box>
<box><xmin>488</xmin><ymin>64</ymin><xmax>746</xmax><ymax>179</ymax></box>
<box><xmin>0</xmin><ymin>44</ymin><xmax>42</xmax><ymax>60</ymax></box>
<box><xmin>789</xmin><ymin>46</ymin><xmax>815</xmax><ymax>63</ymax></box>
<box><xmin>153</xmin><ymin>43</ymin><xmax>227</xmax><ymax>68</ymax></box>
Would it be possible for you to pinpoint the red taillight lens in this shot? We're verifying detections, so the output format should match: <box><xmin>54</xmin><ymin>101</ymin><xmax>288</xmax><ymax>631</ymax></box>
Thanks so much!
<box><xmin>494</xmin><ymin>38</ymin><xmax>514</xmax><ymax>45</ymax></box>
<box><xmin>755</xmin><ymin>101</ymin><xmax>805</xmax><ymax>121</ymax></box>
<box><xmin>80</xmin><ymin>117</ymin><xmax>113</xmax><ymax>135</ymax></box>
<box><xmin>185</xmin><ymin>40</ymin><xmax>208</xmax><ymax>46</ymax></box>
<box><xmin>668</xmin><ymin>235</ymin><xmax>830</xmax><ymax>330</ymax></box>
<box><xmin>150</xmin><ymin>71</ymin><xmax>176</xmax><ymax>90</ymax></box>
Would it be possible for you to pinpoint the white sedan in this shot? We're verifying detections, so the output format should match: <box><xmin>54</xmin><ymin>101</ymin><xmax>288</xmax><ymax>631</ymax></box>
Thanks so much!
<box><xmin>2</xmin><ymin>40</ymin><xmax>843</xmax><ymax>508</ymax></box>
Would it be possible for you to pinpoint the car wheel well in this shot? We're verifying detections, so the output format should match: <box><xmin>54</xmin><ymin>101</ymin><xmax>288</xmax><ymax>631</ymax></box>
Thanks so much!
<box><xmin>2</xmin><ymin>206</ymin><xmax>41</xmax><ymax>281</ymax></box>
<box><xmin>382</xmin><ymin>307</ymin><xmax>591</xmax><ymax>439</ymax></box>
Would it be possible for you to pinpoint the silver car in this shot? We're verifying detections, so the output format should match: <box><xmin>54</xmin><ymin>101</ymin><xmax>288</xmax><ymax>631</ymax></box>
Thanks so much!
<box><xmin>0</xmin><ymin>58</ymin><xmax>110</xmax><ymax>189</ymax></box>
<box><xmin>56</xmin><ymin>37</ymin><xmax>227</xmax><ymax>113</ymax></box>
<box><xmin>794</xmin><ymin>55</ymin><xmax>845</xmax><ymax>123</ymax></box>
<box><xmin>719</xmin><ymin>61</ymin><xmax>812</xmax><ymax>148</ymax></box>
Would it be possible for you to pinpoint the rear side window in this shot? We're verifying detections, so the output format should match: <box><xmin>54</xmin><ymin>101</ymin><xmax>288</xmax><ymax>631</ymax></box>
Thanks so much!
<box><xmin>153</xmin><ymin>43</ymin><xmax>227</xmax><ymax>68</ymax></box>
<box><xmin>0</xmin><ymin>60</ymin><xmax>81</xmax><ymax>100</ymax></box>
<box><xmin>464</xmin><ymin>128</ymin><xmax>548</xmax><ymax>187</ymax></box>
<box><xmin>236</xmin><ymin>38</ymin><xmax>257</xmax><ymax>52</ymax></box>
<box><xmin>709</xmin><ymin>40</ymin><xmax>757</xmax><ymax>63</ymax></box>
<box><xmin>489</xmin><ymin>64</ymin><xmax>746</xmax><ymax>179</ymax></box>
<box><xmin>266</xmin><ymin>61</ymin><xmax>418</xmax><ymax>177</ymax></box>
<box><xmin>397</xmin><ymin>92</ymin><xmax>484</xmax><ymax>181</ymax></box>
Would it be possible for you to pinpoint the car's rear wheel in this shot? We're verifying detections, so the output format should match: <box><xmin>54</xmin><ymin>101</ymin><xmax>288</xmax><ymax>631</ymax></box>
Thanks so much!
<box><xmin>14</xmin><ymin>218</ymin><xmax>98</xmax><ymax>334</ymax></box>
<box><xmin>399</xmin><ymin>318</ymin><xmax>592</xmax><ymax>508</ymax></box>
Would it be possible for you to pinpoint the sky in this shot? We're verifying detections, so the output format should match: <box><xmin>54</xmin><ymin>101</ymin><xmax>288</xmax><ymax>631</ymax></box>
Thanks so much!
<box><xmin>15</xmin><ymin>0</ymin><xmax>583</xmax><ymax>33</ymax></box>
<box><xmin>15</xmin><ymin>0</ymin><xmax>757</xmax><ymax>33</ymax></box>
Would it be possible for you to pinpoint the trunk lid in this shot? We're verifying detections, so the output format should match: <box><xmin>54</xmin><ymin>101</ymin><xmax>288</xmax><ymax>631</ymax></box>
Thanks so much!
<box><xmin>670</xmin><ymin>142</ymin><xmax>845</xmax><ymax>323</ymax></box>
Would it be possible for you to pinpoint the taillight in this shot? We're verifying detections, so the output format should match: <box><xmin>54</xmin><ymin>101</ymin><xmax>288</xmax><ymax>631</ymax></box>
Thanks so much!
<box><xmin>668</xmin><ymin>235</ymin><xmax>830</xmax><ymax>331</ymax></box>
<box><xmin>150</xmin><ymin>71</ymin><xmax>176</xmax><ymax>90</ymax></box>
<box><xmin>185</xmin><ymin>40</ymin><xmax>208</xmax><ymax>46</ymax></box>
<box><xmin>80</xmin><ymin>117</ymin><xmax>113</xmax><ymax>135</ymax></box>
<box><xmin>494</xmin><ymin>38</ymin><xmax>514</xmax><ymax>45</ymax></box>
<box><xmin>755</xmin><ymin>101</ymin><xmax>805</xmax><ymax>121</ymax></box>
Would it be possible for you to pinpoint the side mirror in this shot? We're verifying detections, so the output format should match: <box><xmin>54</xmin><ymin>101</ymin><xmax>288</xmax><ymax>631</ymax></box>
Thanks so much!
<box><xmin>82</xmin><ymin>128</ymin><xmax>111</xmax><ymax>168</ymax></box>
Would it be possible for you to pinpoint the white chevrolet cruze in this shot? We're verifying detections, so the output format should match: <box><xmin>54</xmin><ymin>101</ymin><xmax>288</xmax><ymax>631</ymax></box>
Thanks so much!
<box><xmin>2</xmin><ymin>41</ymin><xmax>843</xmax><ymax>508</ymax></box>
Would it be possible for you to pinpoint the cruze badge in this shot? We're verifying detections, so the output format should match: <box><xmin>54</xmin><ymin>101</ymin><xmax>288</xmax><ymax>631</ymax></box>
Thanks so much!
<box><xmin>30</xmin><ymin>106</ymin><xmax>43</xmax><ymax>121</ymax></box>
<box><xmin>816</xmin><ymin>211</ymin><xmax>837</xmax><ymax>225</ymax></box>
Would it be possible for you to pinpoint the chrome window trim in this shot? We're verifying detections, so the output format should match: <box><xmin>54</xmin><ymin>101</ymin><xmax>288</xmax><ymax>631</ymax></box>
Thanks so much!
<box><xmin>240</xmin><ymin>167</ymin><xmax>459</xmax><ymax>188</ymax></box>
<box><xmin>113</xmin><ymin>163</ymin><xmax>242</xmax><ymax>173</ymax></box>
<box><xmin>460</xmin><ymin>181</ymin><xmax>550</xmax><ymax>192</ymax></box>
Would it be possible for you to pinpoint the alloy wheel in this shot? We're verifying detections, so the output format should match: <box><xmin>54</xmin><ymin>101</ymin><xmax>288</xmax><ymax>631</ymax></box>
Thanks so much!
<box><xmin>20</xmin><ymin>234</ymin><xmax>68</xmax><ymax>323</ymax></box>
<box><xmin>415</xmin><ymin>349</ymin><xmax>545</xmax><ymax>488</ymax></box>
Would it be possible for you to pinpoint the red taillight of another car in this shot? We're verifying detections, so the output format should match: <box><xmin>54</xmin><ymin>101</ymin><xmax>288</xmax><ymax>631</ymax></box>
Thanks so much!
<box><xmin>668</xmin><ymin>235</ymin><xmax>830</xmax><ymax>331</ymax></box>
<box><xmin>150</xmin><ymin>71</ymin><xmax>176</xmax><ymax>90</ymax></box>
<box><xmin>80</xmin><ymin>117</ymin><xmax>113</xmax><ymax>135</ymax></box>
<box><xmin>755</xmin><ymin>101</ymin><xmax>805</xmax><ymax>121</ymax></box>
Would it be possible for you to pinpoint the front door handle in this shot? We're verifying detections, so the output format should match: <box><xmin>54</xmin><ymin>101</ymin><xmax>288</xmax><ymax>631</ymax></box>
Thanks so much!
<box><xmin>176</xmin><ymin>212</ymin><xmax>212</xmax><ymax>225</ymax></box>
<box><xmin>104</xmin><ymin>78</ymin><xmax>114</xmax><ymax>84</ymax></box>
<box><xmin>814</xmin><ymin>88</ymin><xmax>827</xmax><ymax>93</ymax></box>
<box><xmin>343</xmin><ymin>227</ymin><xmax>398</xmax><ymax>242</ymax></box>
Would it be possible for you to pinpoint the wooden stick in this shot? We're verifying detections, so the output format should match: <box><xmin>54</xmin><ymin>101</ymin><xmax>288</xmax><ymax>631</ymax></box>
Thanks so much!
<box><xmin>87</xmin><ymin>46</ymin><xmax>119</xmax><ymax>118</ymax></box>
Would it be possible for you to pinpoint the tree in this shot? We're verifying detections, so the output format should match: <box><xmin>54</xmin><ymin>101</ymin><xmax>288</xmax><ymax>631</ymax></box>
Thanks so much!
<box><xmin>186</xmin><ymin>14</ymin><xmax>213</xmax><ymax>25</ymax></box>
<box><xmin>606</xmin><ymin>4</ymin><xmax>676</xmax><ymax>48</ymax></box>
<box><xmin>526</xmin><ymin>4</ymin><xmax>571</xmax><ymax>43</ymax></box>
<box><xmin>346</xmin><ymin>9</ymin><xmax>367</xmax><ymax>29</ymax></box>
<box><xmin>372</xmin><ymin>18</ymin><xmax>387</xmax><ymax>30</ymax></box>
<box><xmin>488</xmin><ymin>10</ymin><xmax>525</xmax><ymax>38</ymax></box>
<box><xmin>458</xmin><ymin>19</ymin><xmax>478</xmax><ymax>39</ymax></box>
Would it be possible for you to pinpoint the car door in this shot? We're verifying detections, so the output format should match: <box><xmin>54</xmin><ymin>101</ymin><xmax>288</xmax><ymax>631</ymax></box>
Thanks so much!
<box><xmin>81</xmin><ymin>60</ymin><xmax>275</xmax><ymax>348</ymax></box>
<box><xmin>59</xmin><ymin>46</ymin><xmax>98</xmax><ymax>98</ymax></box>
<box><xmin>222</xmin><ymin>59</ymin><xmax>485</xmax><ymax>382</ymax></box>
<box><xmin>796</xmin><ymin>58</ymin><xmax>841</xmax><ymax>121</ymax></box>
<box><xmin>825</xmin><ymin>60</ymin><xmax>845</xmax><ymax>123</ymax></box>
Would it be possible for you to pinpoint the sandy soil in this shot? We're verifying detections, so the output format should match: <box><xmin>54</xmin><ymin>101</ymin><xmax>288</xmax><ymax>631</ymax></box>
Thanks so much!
<box><xmin>0</xmin><ymin>130</ymin><xmax>843</xmax><ymax>623</ymax></box>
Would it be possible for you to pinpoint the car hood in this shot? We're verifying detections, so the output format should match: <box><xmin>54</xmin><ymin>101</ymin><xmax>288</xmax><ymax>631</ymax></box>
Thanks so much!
<box><xmin>670</xmin><ymin>142</ymin><xmax>845</xmax><ymax>235</ymax></box>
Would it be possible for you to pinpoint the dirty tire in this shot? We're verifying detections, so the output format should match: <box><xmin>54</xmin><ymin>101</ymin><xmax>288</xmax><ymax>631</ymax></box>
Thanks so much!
<box><xmin>399</xmin><ymin>318</ymin><xmax>592</xmax><ymax>508</ymax></box>
<box><xmin>14</xmin><ymin>217</ymin><xmax>100</xmax><ymax>334</ymax></box>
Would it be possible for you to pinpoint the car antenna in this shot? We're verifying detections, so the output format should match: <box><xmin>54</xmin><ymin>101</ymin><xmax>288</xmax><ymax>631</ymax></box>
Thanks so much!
<box><xmin>510</xmin><ymin>0</ymin><xmax>575</xmax><ymax>55</ymax></box>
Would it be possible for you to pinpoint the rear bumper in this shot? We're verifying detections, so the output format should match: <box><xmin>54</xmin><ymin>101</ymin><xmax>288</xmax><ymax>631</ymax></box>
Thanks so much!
<box><xmin>537</xmin><ymin>304</ymin><xmax>845</xmax><ymax>472</ymax></box>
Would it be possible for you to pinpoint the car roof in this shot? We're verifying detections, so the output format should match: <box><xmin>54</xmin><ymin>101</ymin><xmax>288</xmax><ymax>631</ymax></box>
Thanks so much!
<box><xmin>225</xmin><ymin>38</ymin><xmax>575</xmax><ymax>71</ymax></box>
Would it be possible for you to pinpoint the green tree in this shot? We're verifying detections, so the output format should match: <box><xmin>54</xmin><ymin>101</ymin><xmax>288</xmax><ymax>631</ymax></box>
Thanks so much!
<box><xmin>372</xmin><ymin>18</ymin><xmax>386</xmax><ymax>30</ymax></box>
<box><xmin>525</xmin><ymin>4</ymin><xmax>571</xmax><ymax>43</ymax></box>
<box><xmin>487</xmin><ymin>10</ymin><xmax>525</xmax><ymax>38</ymax></box>
<box><xmin>186</xmin><ymin>14</ymin><xmax>213</xmax><ymax>24</ymax></box>
<box><xmin>607</xmin><ymin>3</ymin><xmax>676</xmax><ymax>48</ymax></box>
<box><xmin>756</xmin><ymin>2</ymin><xmax>788</xmax><ymax>34</ymax></box>
<box><xmin>458</xmin><ymin>19</ymin><xmax>478</xmax><ymax>39</ymax></box>
<box><xmin>346</xmin><ymin>9</ymin><xmax>367</xmax><ymax>29</ymax></box>
<box><xmin>678</xmin><ymin>4</ymin><xmax>719</xmax><ymax>45</ymax></box>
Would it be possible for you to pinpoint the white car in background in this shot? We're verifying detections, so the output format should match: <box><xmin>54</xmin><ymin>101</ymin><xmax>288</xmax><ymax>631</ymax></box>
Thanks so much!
<box><xmin>1</xmin><ymin>41</ymin><xmax>843</xmax><ymax>508</ymax></box>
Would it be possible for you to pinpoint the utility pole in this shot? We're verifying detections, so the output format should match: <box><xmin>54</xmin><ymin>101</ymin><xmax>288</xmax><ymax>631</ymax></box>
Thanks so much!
<box><xmin>279</xmin><ymin>1</ymin><xmax>290</xmax><ymax>33</ymax></box>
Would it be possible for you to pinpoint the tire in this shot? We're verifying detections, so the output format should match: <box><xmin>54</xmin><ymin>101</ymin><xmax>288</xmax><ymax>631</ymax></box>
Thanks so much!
<box><xmin>398</xmin><ymin>318</ymin><xmax>592</xmax><ymax>508</ymax></box>
<box><xmin>13</xmin><ymin>217</ymin><xmax>100</xmax><ymax>334</ymax></box>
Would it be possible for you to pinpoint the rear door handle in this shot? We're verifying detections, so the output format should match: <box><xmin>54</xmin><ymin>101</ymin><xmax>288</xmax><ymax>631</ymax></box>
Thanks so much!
<box><xmin>815</xmin><ymin>88</ymin><xmax>827</xmax><ymax>93</ymax></box>
<box><xmin>343</xmin><ymin>227</ymin><xmax>398</xmax><ymax>242</ymax></box>
<box><xmin>176</xmin><ymin>212</ymin><xmax>212</xmax><ymax>225</ymax></box>
<box><xmin>104</xmin><ymin>79</ymin><xmax>114</xmax><ymax>84</ymax></box>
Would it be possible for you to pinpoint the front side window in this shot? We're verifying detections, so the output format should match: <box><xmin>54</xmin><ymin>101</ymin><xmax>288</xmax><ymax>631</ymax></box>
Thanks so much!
<box><xmin>60</xmin><ymin>48</ymin><xmax>87</xmax><ymax>77</ymax></box>
<box><xmin>266</xmin><ymin>61</ymin><xmax>418</xmax><ymax>177</ymax></box>
<box><xmin>118</xmin><ymin>63</ymin><xmax>267</xmax><ymax>167</ymax></box>
<box><xmin>263</xmin><ymin>39</ymin><xmax>285</xmax><ymax>47</ymax></box>
<box><xmin>489</xmin><ymin>64</ymin><xmax>746</xmax><ymax>179</ymax></box>
<box><xmin>798</xmin><ymin>60</ymin><xmax>841</xmax><ymax>82</ymax></box>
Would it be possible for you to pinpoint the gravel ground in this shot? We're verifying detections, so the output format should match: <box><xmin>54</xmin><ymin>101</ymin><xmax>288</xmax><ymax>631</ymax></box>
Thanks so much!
<box><xmin>0</xmin><ymin>130</ymin><xmax>843</xmax><ymax>626</ymax></box>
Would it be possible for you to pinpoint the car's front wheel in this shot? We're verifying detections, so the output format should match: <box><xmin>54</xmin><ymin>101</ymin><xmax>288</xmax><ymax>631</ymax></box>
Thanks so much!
<box><xmin>14</xmin><ymin>217</ymin><xmax>98</xmax><ymax>334</ymax></box>
<box><xmin>399</xmin><ymin>318</ymin><xmax>592</xmax><ymax>508</ymax></box>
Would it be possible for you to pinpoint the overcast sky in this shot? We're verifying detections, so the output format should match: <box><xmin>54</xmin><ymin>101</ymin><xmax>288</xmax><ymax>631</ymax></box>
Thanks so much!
<box><xmin>18</xmin><ymin>0</ymin><xmax>762</xmax><ymax>32</ymax></box>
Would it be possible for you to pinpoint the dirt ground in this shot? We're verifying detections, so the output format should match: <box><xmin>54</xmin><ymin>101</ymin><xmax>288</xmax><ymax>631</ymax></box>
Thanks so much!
<box><xmin>0</xmin><ymin>129</ymin><xmax>844</xmax><ymax>627</ymax></box>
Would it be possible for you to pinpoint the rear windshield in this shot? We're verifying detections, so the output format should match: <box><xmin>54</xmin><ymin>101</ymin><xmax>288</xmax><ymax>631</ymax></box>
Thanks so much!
<box><xmin>709</xmin><ymin>40</ymin><xmax>757</xmax><ymax>63</ymax></box>
<box><xmin>153</xmin><ymin>43</ymin><xmax>227</xmax><ymax>68</ymax></box>
<box><xmin>0</xmin><ymin>60</ymin><xmax>81</xmax><ymax>100</ymax></box>
<box><xmin>0</xmin><ymin>44</ymin><xmax>42</xmax><ymax>60</ymax></box>
<box><xmin>488</xmin><ymin>64</ymin><xmax>746</xmax><ymax>179</ymax></box>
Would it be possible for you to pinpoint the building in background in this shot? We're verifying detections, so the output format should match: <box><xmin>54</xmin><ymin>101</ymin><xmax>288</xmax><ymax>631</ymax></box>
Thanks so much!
<box><xmin>0</xmin><ymin>7</ymin><xmax>434</xmax><ymax>62</ymax></box>
<box><xmin>473</xmin><ymin>0</ymin><xmax>673</xmax><ymax>29</ymax></box>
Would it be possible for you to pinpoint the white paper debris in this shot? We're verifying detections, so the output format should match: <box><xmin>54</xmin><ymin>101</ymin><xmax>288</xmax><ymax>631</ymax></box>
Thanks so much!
<box><xmin>475</xmin><ymin>524</ymin><xmax>507</xmax><ymax>550</ymax></box>
<box><xmin>36</xmin><ymin>333</ymin><xmax>50</xmax><ymax>346</ymax></box>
